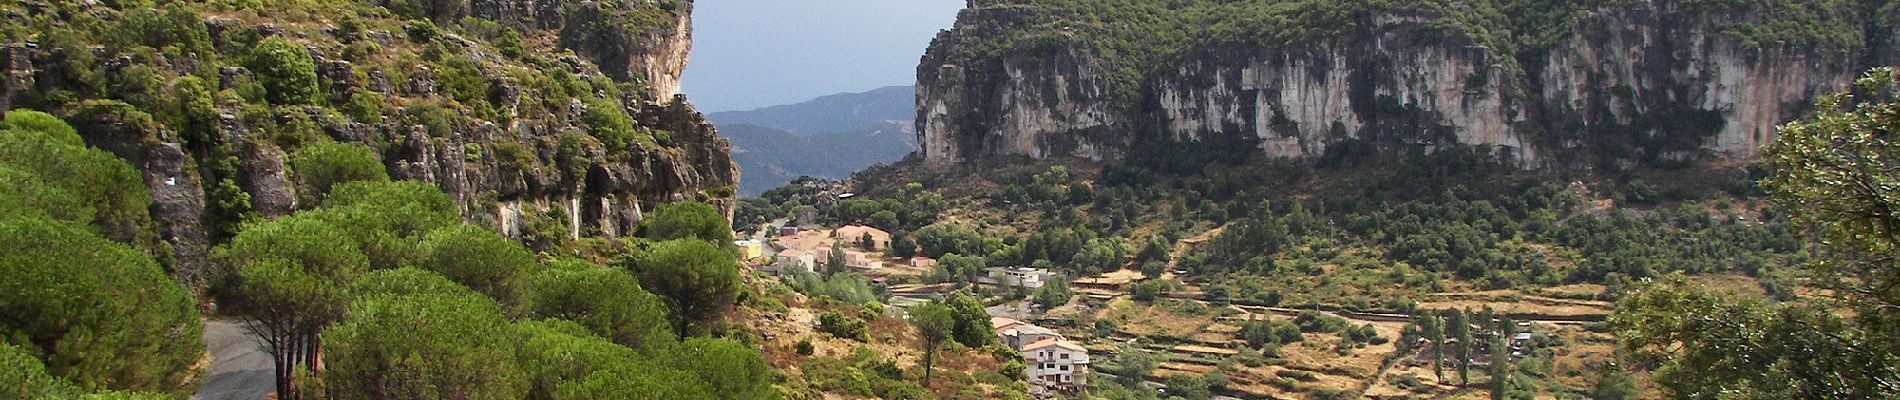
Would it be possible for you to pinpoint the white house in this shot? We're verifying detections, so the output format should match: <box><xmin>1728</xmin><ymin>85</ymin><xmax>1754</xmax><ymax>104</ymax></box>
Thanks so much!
<box><xmin>995</xmin><ymin>317</ymin><xmax>1063</xmax><ymax>349</ymax></box>
<box><xmin>1023</xmin><ymin>338</ymin><xmax>1090</xmax><ymax>387</ymax></box>
<box><xmin>993</xmin><ymin>317</ymin><xmax>1090</xmax><ymax>390</ymax></box>
<box><xmin>985</xmin><ymin>267</ymin><xmax>1051</xmax><ymax>289</ymax></box>
<box><xmin>843</xmin><ymin>250</ymin><xmax>884</xmax><ymax>270</ymax></box>
<box><xmin>775</xmin><ymin>248</ymin><xmax>816</xmax><ymax>270</ymax></box>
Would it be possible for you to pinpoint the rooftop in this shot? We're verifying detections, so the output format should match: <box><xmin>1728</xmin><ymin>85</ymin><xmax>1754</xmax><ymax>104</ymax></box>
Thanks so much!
<box><xmin>992</xmin><ymin>317</ymin><xmax>1025</xmax><ymax>331</ymax></box>
<box><xmin>1023</xmin><ymin>338</ymin><xmax>1087</xmax><ymax>353</ymax></box>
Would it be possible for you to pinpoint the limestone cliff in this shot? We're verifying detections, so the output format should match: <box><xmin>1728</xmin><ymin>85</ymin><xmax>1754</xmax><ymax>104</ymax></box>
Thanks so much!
<box><xmin>919</xmin><ymin>0</ymin><xmax>1891</xmax><ymax>169</ymax></box>
<box><xmin>1</xmin><ymin>0</ymin><xmax>734</xmax><ymax>290</ymax></box>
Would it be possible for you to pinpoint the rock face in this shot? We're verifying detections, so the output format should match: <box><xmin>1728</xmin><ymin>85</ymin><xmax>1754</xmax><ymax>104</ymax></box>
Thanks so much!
<box><xmin>919</xmin><ymin>1</ymin><xmax>1889</xmax><ymax>169</ymax></box>
<box><xmin>66</xmin><ymin>105</ymin><xmax>211</xmax><ymax>290</ymax></box>
<box><xmin>1</xmin><ymin>0</ymin><xmax>734</xmax><ymax>290</ymax></box>
<box><xmin>465</xmin><ymin>0</ymin><xmax>696</xmax><ymax>99</ymax></box>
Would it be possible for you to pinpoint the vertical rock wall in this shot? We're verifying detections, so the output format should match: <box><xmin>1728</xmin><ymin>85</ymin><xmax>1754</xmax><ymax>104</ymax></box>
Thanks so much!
<box><xmin>918</xmin><ymin>1</ymin><xmax>1881</xmax><ymax>169</ymax></box>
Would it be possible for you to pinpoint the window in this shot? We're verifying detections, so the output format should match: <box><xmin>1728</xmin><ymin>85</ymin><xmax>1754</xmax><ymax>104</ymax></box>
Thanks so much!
<box><xmin>1060</xmin><ymin>365</ymin><xmax>1069</xmax><ymax>371</ymax></box>
<box><xmin>1060</xmin><ymin>353</ymin><xmax>1069</xmax><ymax>359</ymax></box>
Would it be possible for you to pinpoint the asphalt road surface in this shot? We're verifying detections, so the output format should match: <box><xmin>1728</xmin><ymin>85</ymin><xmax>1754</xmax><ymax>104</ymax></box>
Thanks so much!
<box><xmin>192</xmin><ymin>320</ymin><xmax>274</xmax><ymax>400</ymax></box>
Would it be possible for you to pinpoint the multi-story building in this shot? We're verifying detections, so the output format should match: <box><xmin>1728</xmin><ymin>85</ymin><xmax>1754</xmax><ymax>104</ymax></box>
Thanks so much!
<box><xmin>992</xmin><ymin>317</ymin><xmax>1090</xmax><ymax>390</ymax></box>
<box><xmin>1022</xmin><ymin>337</ymin><xmax>1090</xmax><ymax>387</ymax></box>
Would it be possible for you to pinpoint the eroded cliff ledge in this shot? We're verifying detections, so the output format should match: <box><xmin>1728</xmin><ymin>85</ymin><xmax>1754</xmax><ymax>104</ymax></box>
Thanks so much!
<box><xmin>919</xmin><ymin>0</ymin><xmax>1895</xmax><ymax>170</ymax></box>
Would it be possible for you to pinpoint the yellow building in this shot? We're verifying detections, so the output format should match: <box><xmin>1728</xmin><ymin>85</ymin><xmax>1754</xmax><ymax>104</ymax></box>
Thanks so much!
<box><xmin>735</xmin><ymin>239</ymin><xmax>765</xmax><ymax>260</ymax></box>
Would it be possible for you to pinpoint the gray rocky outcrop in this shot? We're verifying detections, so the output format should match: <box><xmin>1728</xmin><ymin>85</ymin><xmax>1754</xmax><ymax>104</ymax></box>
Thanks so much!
<box><xmin>919</xmin><ymin>1</ymin><xmax>1893</xmax><ymax>169</ymax></box>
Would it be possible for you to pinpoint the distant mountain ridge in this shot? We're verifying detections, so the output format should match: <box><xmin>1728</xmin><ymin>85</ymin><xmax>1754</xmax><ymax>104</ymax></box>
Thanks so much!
<box><xmin>710</xmin><ymin>86</ymin><xmax>918</xmax><ymax>196</ymax></box>
<box><xmin>710</xmin><ymin>86</ymin><xmax>916</xmax><ymax>136</ymax></box>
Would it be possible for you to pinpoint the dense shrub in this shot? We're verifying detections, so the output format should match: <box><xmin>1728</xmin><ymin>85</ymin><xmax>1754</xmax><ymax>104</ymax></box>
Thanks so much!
<box><xmin>289</xmin><ymin>142</ymin><xmax>389</xmax><ymax>205</ymax></box>
<box><xmin>415</xmin><ymin>224</ymin><xmax>537</xmax><ymax>305</ymax></box>
<box><xmin>244</xmin><ymin>37</ymin><xmax>321</xmax><ymax>105</ymax></box>
<box><xmin>0</xmin><ymin>216</ymin><xmax>203</xmax><ymax>396</ymax></box>
<box><xmin>520</xmin><ymin>267</ymin><xmax>676</xmax><ymax>353</ymax></box>
<box><xmin>819</xmin><ymin>311</ymin><xmax>868</xmax><ymax>341</ymax></box>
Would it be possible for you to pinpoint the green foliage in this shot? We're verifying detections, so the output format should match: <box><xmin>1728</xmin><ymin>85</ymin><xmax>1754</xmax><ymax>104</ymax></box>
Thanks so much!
<box><xmin>435</xmin><ymin>53</ymin><xmax>494</xmax><ymax>116</ymax></box>
<box><xmin>640</xmin><ymin>201</ymin><xmax>735</xmax><ymax>244</ymax></box>
<box><xmin>664</xmin><ymin>337</ymin><xmax>776</xmax><ymax>400</ymax></box>
<box><xmin>244</xmin><ymin>37</ymin><xmax>321</xmax><ymax>105</ymax></box>
<box><xmin>1239</xmin><ymin>318</ymin><xmax>1304</xmax><ymax>348</ymax></box>
<box><xmin>914</xmin><ymin>223</ymin><xmax>988</xmax><ymax>258</ymax></box>
<box><xmin>416</xmin><ymin>224</ymin><xmax>536</xmax><ymax>305</ymax></box>
<box><xmin>1607</xmin><ymin>68</ymin><xmax>1900</xmax><ymax>399</ymax></box>
<box><xmin>289</xmin><ymin>142</ymin><xmax>389</xmax><ymax>206</ymax></box>
<box><xmin>496</xmin><ymin>28</ymin><xmax>526</xmax><ymax>59</ymax></box>
<box><xmin>1034</xmin><ymin>276</ymin><xmax>1074</xmax><ymax>308</ymax></box>
<box><xmin>1614</xmin><ymin>275</ymin><xmax>1875</xmax><ymax>398</ymax></box>
<box><xmin>219</xmin><ymin>213</ymin><xmax>369</xmax><ymax>310</ymax></box>
<box><xmin>1163</xmin><ymin>373</ymin><xmax>1213</xmax><ymax>400</ymax></box>
<box><xmin>0</xmin><ymin>165</ymin><xmax>95</xmax><ymax>226</ymax></box>
<box><xmin>582</xmin><ymin>96</ymin><xmax>653</xmax><ymax>152</ymax></box>
<box><xmin>0</xmin><ymin>124</ymin><xmax>155</xmax><ymax>245</ymax></box>
<box><xmin>1589</xmin><ymin>365</ymin><xmax>1638</xmax><ymax>400</ymax></box>
<box><xmin>889</xmin><ymin>232</ymin><xmax>918</xmax><ymax>259</ymax></box>
<box><xmin>1130</xmin><ymin>279</ymin><xmax>1170</xmax><ymax>301</ymax></box>
<box><xmin>907</xmin><ymin>301</ymin><xmax>956</xmax><ymax>388</ymax></box>
<box><xmin>344</xmin><ymin>91</ymin><xmax>385</xmax><ymax>123</ymax></box>
<box><xmin>552</xmin><ymin>359</ymin><xmax>714</xmax><ymax>400</ymax></box>
<box><xmin>1104</xmin><ymin>347</ymin><xmax>1158</xmax><ymax>385</ymax></box>
<box><xmin>385</xmin><ymin>0</ymin><xmax>467</xmax><ymax>23</ymax></box>
<box><xmin>217</xmin><ymin>211</ymin><xmax>370</xmax><ymax>396</ymax></box>
<box><xmin>315</xmin><ymin>180</ymin><xmax>460</xmax><ymax>268</ymax></box>
<box><xmin>348</xmin><ymin>267</ymin><xmax>481</xmax><ymax>301</ymax></box>
<box><xmin>513</xmin><ymin>319</ymin><xmax>642</xmax><ymax>400</ymax></box>
<box><xmin>0</xmin><ymin>216</ymin><xmax>203</xmax><ymax>396</ymax></box>
<box><xmin>325</xmin><ymin>293</ymin><xmax>529</xmax><ymax>400</ymax></box>
<box><xmin>784</xmin><ymin>266</ymin><xmax>880</xmax><ymax>305</ymax></box>
<box><xmin>0</xmin><ymin>342</ymin><xmax>83</xmax><ymax>398</ymax></box>
<box><xmin>622</xmin><ymin>239</ymin><xmax>742</xmax><ymax>336</ymax></box>
<box><xmin>1293</xmin><ymin>311</ymin><xmax>1348</xmax><ymax>333</ymax></box>
<box><xmin>520</xmin><ymin>267</ymin><xmax>676</xmax><ymax>353</ymax></box>
<box><xmin>2</xmin><ymin>110</ymin><xmax>83</xmax><ymax>147</ymax></box>
<box><xmin>819</xmin><ymin>311</ymin><xmax>869</xmax><ymax>341</ymax></box>
<box><xmin>946</xmin><ymin>291</ymin><xmax>996</xmax><ymax>348</ymax></box>
<box><xmin>931</xmin><ymin>253</ymin><xmax>987</xmax><ymax>283</ymax></box>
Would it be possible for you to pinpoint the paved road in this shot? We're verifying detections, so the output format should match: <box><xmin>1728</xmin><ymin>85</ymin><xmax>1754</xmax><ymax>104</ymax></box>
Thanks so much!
<box><xmin>192</xmin><ymin>320</ymin><xmax>274</xmax><ymax>400</ymax></box>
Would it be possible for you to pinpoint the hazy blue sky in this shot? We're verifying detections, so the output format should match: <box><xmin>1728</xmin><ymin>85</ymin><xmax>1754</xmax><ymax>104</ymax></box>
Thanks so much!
<box><xmin>681</xmin><ymin>1</ymin><xmax>964</xmax><ymax>112</ymax></box>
